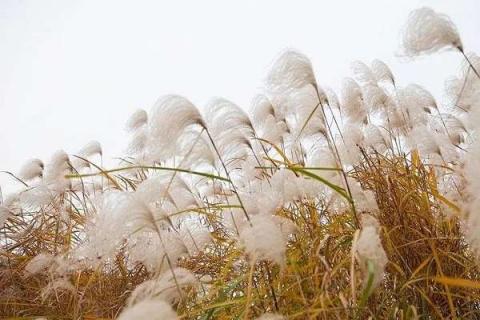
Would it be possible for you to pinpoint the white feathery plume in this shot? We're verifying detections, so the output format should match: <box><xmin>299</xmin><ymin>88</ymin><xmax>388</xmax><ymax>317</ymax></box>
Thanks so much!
<box><xmin>266</xmin><ymin>50</ymin><xmax>317</xmax><ymax>94</ymax></box>
<box><xmin>401</xmin><ymin>7</ymin><xmax>462</xmax><ymax>57</ymax></box>
<box><xmin>204</xmin><ymin>98</ymin><xmax>255</xmax><ymax>168</ymax></box>
<box><xmin>2</xmin><ymin>192</ymin><xmax>19</xmax><ymax>208</ymax></box>
<box><xmin>71</xmin><ymin>179</ymin><xmax>103</xmax><ymax>193</ymax></box>
<box><xmin>396</xmin><ymin>84</ymin><xmax>435</xmax><ymax>129</ymax></box>
<box><xmin>351</xmin><ymin>61</ymin><xmax>377</xmax><ymax>86</ymax></box>
<box><xmin>128</xmin><ymin>228</ymin><xmax>188</xmax><ymax>272</ymax></box>
<box><xmin>270</xmin><ymin>169</ymin><xmax>304</xmax><ymax>204</ymax></box>
<box><xmin>43</xmin><ymin>150</ymin><xmax>71</xmax><ymax>192</ymax></box>
<box><xmin>17</xmin><ymin>158</ymin><xmax>44</xmax><ymax>181</ymax></box>
<box><xmin>147</xmin><ymin>95</ymin><xmax>205</xmax><ymax>161</ymax></box>
<box><xmin>40</xmin><ymin>278</ymin><xmax>75</xmax><ymax>301</ymax></box>
<box><xmin>406</xmin><ymin>84</ymin><xmax>437</xmax><ymax>111</ymax></box>
<box><xmin>386</xmin><ymin>107</ymin><xmax>408</xmax><ymax>131</ymax></box>
<box><xmin>126</xmin><ymin>197</ymin><xmax>171</xmax><ymax>233</ymax></box>
<box><xmin>247</xmin><ymin>183</ymin><xmax>284</xmax><ymax>217</ymax></box>
<box><xmin>290</xmin><ymin>86</ymin><xmax>327</xmax><ymax>138</ymax></box>
<box><xmin>255</xmin><ymin>314</ymin><xmax>286</xmax><ymax>320</ymax></box>
<box><xmin>180</xmin><ymin>130</ymin><xmax>216</xmax><ymax>168</ymax></box>
<box><xmin>350</xmin><ymin>181</ymin><xmax>379</xmax><ymax>213</ymax></box>
<box><xmin>73</xmin><ymin>192</ymin><xmax>131</xmax><ymax>263</ymax></box>
<box><xmin>324</xmin><ymin>88</ymin><xmax>340</xmax><ymax>110</ymax></box>
<box><xmin>127</xmin><ymin>268</ymin><xmax>198</xmax><ymax>306</ymax></box>
<box><xmin>371</xmin><ymin>59</ymin><xmax>395</xmax><ymax>86</ymax></box>
<box><xmin>356</xmin><ymin>222</ymin><xmax>388</xmax><ymax>290</ymax></box>
<box><xmin>134</xmin><ymin>174</ymin><xmax>175</xmax><ymax>204</ymax></box>
<box><xmin>461</xmin><ymin>138</ymin><xmax>480</xmax><ymax>260</ymax></box>
<box><xmin>364</xmin><ymin>124</ymin><xmax>391</xmax><ymax>152</ymax></box>
<box><xmin>361</xmin><ymin>214</ymin><xmax>380</xmax><ymax>230</ymax></box>
<box><xmin>204</xmin><ymin>97</ymin><xmax>254</xmax><ymax>137</ymax></box>
<box><xmin>272</xmin><ymin>215</ymin><xmax>299</xmax><ymax>240</ymax></box>
<box><xmin>446</xmin><ymin>53</ymin><xmax>480</xmax><ymax>117</ymax></box>
<box><xmin>305</xmin><ymin>146</ymin><xmax>338</xmax><ymax>179</ymax></box>
<box><xmin>24</xmin><ymin>253</ymin><xmax>55</xmax><ymax>276</ymax></box>
<box><xmin>0</xmin><ymin>205</ymin><xmax>11</xmax><ymax>228</ymax></box>
<box><xmin>341</xmin><ymin>78</ymin><xmax>367</xmax><ymax>124</ymax></box>
<box><xmin>71</xmin><ymin>158</ymin><xmax>90</xmax><ymax>171</ymax></box>
<box><xmin>249</xmin><ymin>96</ymin><xmax>287</xmax><ymax>144</ymax></box>
<box><xmin>177</xmin><ymin>220</ymin><xmax>212</xmax><ymax>256</ymax></box>
<box><xmin>127</xmin><ymin>128</ymin><xmax>148</xmax><ymax>156</ymax></box>
<box><xmin>118</xmin><ymin>299</ymin><xmax>178</xmax><ymax>320</ymax></box>
<box><xmin>465</xmin><ymin>205</ymin><xmax>480</xmax><ymax>263</ymax></box>
<box><xmin>250</xmin><ymin>94</ymin><xmax>276</xmax><ymax>130</ymax></box>
<box><xmin>78</xmin><ymin>140</ymin><xmax>102</xmax><ymax>158</ymax></box>
<box><xmin>126</xmin><ymin>109</ymin><xmax>148</xmax><ymax>132</ymax></box>
<box><xmin>362</xmin><ymin>84</ymin><xmax>389</xmax><ymax>112</ymax></box>
<box><xmin>431</xmin><ymin>111</ymin><xmax>461</xmax><ymax>132</ymax></box>
<box><xmin>239</xmin><ymin>214</ymin><xmax>287</xmax><ymax>266</ymax></box>
<box><xmin>442</xmin><ymin>113</ymin><xmax>467</xmax><ymax>146</ymax></box>
<box><xmin>237</xmin><ymin>158</ymin><xmax>261</xmax><ymax>185</ymax></box>
<box><xmin>72</xmin><ymin>140</ymin><xmax>103</xmax><ymax>170</ymax></box>
<box><xmin>127</xmin><ymin>233</ymin><xmax>164</xmax><ymax>272</ymax></box>
<box><xmin>19</xmin><ymin>184</ymin><xmax>55</xmax><ymax>208</ymax></box>
<box><xmin>255</xmin><ymin>114</ymin><xmax>288</xmax><ymax>145</ymax></box>
<box><xmin>168</xmin><ymin>180</ymin><xmax>203</xmax><ymax>212</ymax></box>
<box><xmin>126</xmin><ymin>231</ymin><xmax>160</xmax><ymax>270</ymax></box>
<box><xmin>407</xmin><ymin>125</ymin><xmax>445</xmax><ymax>160</ymax></box>
<box><xmin>340</xmin><ymin>123</ymin><xmax>365</xmax><ymax>165</ymax></box>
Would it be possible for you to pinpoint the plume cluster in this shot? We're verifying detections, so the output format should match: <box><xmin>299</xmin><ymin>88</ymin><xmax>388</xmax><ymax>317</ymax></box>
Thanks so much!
<box><xmin>2</xmin><ymin>6</ymin><xmax>480</xmax><ymax>320</ymax></box>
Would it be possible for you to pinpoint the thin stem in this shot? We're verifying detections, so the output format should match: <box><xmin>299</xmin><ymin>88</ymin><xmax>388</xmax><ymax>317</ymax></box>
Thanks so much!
<box><xmin>205</xmin><ymin>129</ymin><xmax>251</xmax><ymax>223</ymax></box>
<box><xmin>66</xmin><ymin>164</ymin><xmax>230</xmax><ymax>182</ymax></box>
<box><xmin>459</xmin><ymin>49</ymin><xmax>480</xmax><ymax>80</ymax></box>
<box><xmin>313</xmin><ymin>86</ymin><xmax>359</xmax><ymax>227</ymax></box>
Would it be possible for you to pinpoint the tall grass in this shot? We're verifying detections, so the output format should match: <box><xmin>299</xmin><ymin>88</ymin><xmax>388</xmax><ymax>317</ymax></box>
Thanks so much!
<box><xmin>1</xmin><ymin>6</ymin><xmax>480</xmax><ymax>320</ymax></box>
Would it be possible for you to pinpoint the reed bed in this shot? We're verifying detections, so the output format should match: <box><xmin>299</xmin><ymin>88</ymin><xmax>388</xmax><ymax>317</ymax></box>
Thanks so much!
<box><xmin>1</xmin><ymin>7</ymin><xmax>480</xmax><ymax>319</ymax></box>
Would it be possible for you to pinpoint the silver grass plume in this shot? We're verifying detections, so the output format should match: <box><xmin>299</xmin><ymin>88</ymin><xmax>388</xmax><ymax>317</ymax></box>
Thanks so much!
<box><xmin>204</xmin><ymin>98</ymin><xmax>256</xmax><ymax>165</ymax></box>
<box><xmin>250</xmin><ymin>94</ymin><xmax>276</xmax><ymax>129</ymax></box>
<box><xmin>43</xmin><ymin>150</ymin><xmax>71</xmax><ymax>192</ymax></box>
<box><xmin>72</xmin><ymin>140</ymin><xmax>103</xmax><ymax>170</ymax></box>
<box><xmin>147</xmin><ymin>95</ymin><xmax>205</xmax><ymax>162</ymax></box>
<box><xmin>371</xmin><ymin>59</ymin><xmax>395</xmax><ymax>86</ymax></box>
<box><xmin>341</xmin><ymin>78</ymin><xmax>367</xmax><ymax>124</ymax></box>
<box><xmin>18</xmin><ymin>158</ymin><xmax>44</xmax><ymax>181</ymax></box>
<box><xmin>401</xmin><ymin>7</ymin><xmax>462</xmax><ymax>57</ymax></box>
<box><xmin>126</xmin><ymin>109</ymin><xmax>148</xmax><ymax>132</ymax></box>
<box><xmin>78</xmin><ymin>140</ymin><xmax>102</xmax><ymax>158</ymax></box>
<box><xmin>356</xmin><ymin>220</ymin><xmax>388</xmax><ymax>291</ymax></box>
<box><xmin>266</xmin><ymin>50</ymin><xmax>317</xmax><ymax>95</ymax></box>
<box><xmin>351</xmin><ymin>61</ymin><xmax>377</xmax><ymax>86</ymax></box>
<box><xmin>118</xmin><ymin>299</ymin><xmax>178</xmax><ymax>320</ymax></box>
<box><xmin>127</xmin><ymin>267</ymin><xmax>198</xmax><ymax>306</ymax></box>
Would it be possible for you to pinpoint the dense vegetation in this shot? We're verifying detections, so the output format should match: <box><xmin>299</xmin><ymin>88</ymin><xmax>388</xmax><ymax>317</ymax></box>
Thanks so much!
<box><xmin>1</xmin><ymin>7</ymin><xmax>480</xmax><ymax>319</ymax></box>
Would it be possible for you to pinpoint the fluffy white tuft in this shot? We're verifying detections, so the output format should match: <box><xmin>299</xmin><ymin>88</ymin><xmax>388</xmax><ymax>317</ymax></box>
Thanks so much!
<box><xmin>356</xmin><ymin>223</ymin><xmax>388</xmax><ymax>290</ymax></box>
<box><xmin>255</xmin><ymin>313</ymin><xmax>286</xmax><ymax>320</ymax></box>
<box><xmin>239</xmin><ymin>214</ymin><xmax>288</xmax><ymax>266</ymax></box>
<box><xmin>401</xmin><ymin>7</ymin><xmax>462</xmax><ymax>57</ymax></box>
<box><xmin>147</xmin><ymin>95</ymin><xmax>205</xmax><ymax>161</ymax></box>
<box><xmin>126</xmin><ymin>109</ymin><xmax>148</xmax><ymax>132</ymax></box>
<box><xmin>128</xmin><ymin>268</ymin><xmax>198</xmax><ymax>306</ymax></box>
<box><xmin>267</xmin><ymin>50</ymin><xmax>317</xmax><ymax>94</ymax></box>
<box><xmin>118</xmin><ymin>299</ymin><xmax>178</xmax><ymax>320</ymax></box>
<box><xmin>18</xmin><ymin>158</ymin><xmax>44</xmax><ymax>181</ymax></box>
<box><xmin>78</xmin><ymin>140</ymin><xmax>102</xmax><ymax>157</ymax></box>
<box><xmin>371</xmin><ymin>59</ymin><xmax>395</xmax><ymax>85</ymax></box>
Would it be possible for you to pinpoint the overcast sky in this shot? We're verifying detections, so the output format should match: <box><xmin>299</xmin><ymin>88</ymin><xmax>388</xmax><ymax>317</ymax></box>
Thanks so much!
<box><xmin>1</xmin><ymin>0</ymin><xmax>479</xmax><ymax>194</ymax></box>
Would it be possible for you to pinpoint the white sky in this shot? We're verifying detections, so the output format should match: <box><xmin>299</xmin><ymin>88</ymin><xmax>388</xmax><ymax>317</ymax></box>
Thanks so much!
<box><xmin>1</xmin><ymin>0</ymin><xmax>479</xmax><ymax>194</ymax></box>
